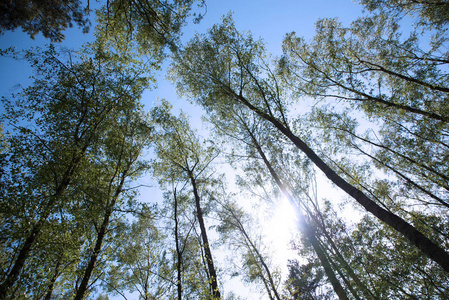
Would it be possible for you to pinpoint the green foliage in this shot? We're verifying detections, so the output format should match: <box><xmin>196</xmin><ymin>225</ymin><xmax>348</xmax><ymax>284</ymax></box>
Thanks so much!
<box><xmin>0</xmin><ymin>0</ymin><xmax>90</xmax><ymax>42</ymax></box>
<box><xmin>105</xmin><ymin>213</ymin><xmax>173</xmax><ymax>299</ymax></box>
<box><xmin>359</xmin><ymin>0</ymin><xmax>449</xmax><ymax>29</ymax></box>
<box><xmin>284</xmin><ymin>260</ymin><xmax>331</xmax><ymax>300</ymax></box>
<box><xmin>217</xmin><ymin>198</ymin><xmax>282</xmax><ymax>299</ymax></box>
<box><xmin>171</xmin><ymin>2</ymin><xmax>449</xmax><ymax>298</ymax></box>
<box><xmin>2</xmin><ymin>0</ymin><xmax>449</xmax><ymax>299</ymax></box>
<box><xmin>149</xmin><ymin>101</ymin><xmax>222</xmax><ymax>299</ymax></box>
<box><xmin>279</xmin><ymin>3</ymin><xmax>449</xmax><ymax>211</ymax></box>
<box><xmin>150</xmin><ymin>100</ymin><xmax>219</xmax><ymax>186</ymax></box>
<box><xmin>95</xmin><ymin>0</ymin><xmax>205</xmax><ymax>61</ymax></box>
<box><xmin>345</xmin><ymin>214</ymin><xmax>449</xmax><ymax>299</ymax></box>
<box><xmin>0</xmin><ymin>42</ymin><xmax>151</xmax><ymax>298</ymax></box>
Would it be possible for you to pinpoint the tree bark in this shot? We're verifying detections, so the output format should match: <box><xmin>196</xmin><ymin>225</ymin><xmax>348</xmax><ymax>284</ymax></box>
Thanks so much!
<box><xmin>43</xmin><ymin>255</ymin><xmax>62</xmax><ymax>300</ymax></box>
<box><xmin>73</xmin><ymin>168</ymin><xmax>127</xmax><ymax>300</ymax></box>
<box><xmin>189</xmin><ymin>173</ymin><xmax>221</xmax><ymax>299</ymax></box>
<box><xmin>73</xmin><ymin>206</ymin><xmax>113</xmax><ymax>300</ymax></box>
<box><xmin>309</xmin><ymin>204</ymin><xmax>378</xmax><ymax>300</ymax></box>
<box><xmin>173</xmin><ymin>189</ymin><xmax>183</xmax><ymax>300</ymax></box>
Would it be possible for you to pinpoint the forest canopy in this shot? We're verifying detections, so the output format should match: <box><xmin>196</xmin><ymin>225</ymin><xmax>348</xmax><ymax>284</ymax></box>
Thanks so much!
<box><xmin>0</xmin><ymin>0</ymin><xmax>448</xmax><ymax>299</ymax></box>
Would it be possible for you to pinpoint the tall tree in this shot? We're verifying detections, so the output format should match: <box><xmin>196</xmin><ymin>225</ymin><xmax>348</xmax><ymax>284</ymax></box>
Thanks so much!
<box><xmin>171</xmin><ymin>15</ymin><xmax>449</xmax><ymax>272</ymax></box>
<box><xmin>150</xmin><ymin>101</ymin><xmax>221</xmax><ymax>299</ymax></box>
<box><xmin>216</xmin><ymin>192</ymin><xmax>282</xmax><ymax>300</ymax></box>
<box><xmin>104</xmin><ymin>206</ymin><xmax>174</xmax><ymax>300</ymax></box>
<box><xmin>247</xmin><ymin>129</ymin><xmax>350</xmax><ymax>300</ymax></box>
<box><xmin>206</xmin><ymin>103</ymin><xmax>353</xmax><ymax>299</ymax></box>
<box><xmin>73</xmin><ymin>109</ymin><xmax>152</xmax><ymax>300</ymax></box>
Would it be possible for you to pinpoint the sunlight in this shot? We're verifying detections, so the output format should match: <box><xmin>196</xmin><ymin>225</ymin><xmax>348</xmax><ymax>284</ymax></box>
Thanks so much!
<box><xmin>262</xmin><ymin>197</ymin><xmax>299</xmax><ymax>267</ymax></box>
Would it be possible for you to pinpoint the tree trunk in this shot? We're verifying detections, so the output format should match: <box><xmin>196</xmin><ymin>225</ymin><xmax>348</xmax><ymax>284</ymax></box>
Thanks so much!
<box><xmin>189</xmin><ymin>173</ymin><xmax>221</xmax><ymax>299</ymax></box>
<box><xmin>231</xmin><ymin>90</ymin><xmax>449</xmax><ymax>273</ymax></box>
<box><xmin>73</xmin><ymin>204</ymin><xmax>114</xmax><ymax>300</ymax></box>
<box><xmin>73</xmin><ymin>168</ymin><xmax>126</xmax><ymax>300</ymax></box>
<box><xmin>304</xmin><ymin>224</ymin><xmax>349</xmax><ymax>300</ymax></box>
<box><xmin>43</xmin><ymin>255</ymin><xmax>62</xmax><ymax>300</ymax></box>
<box><xmin>309</xmin><ymin>205</ymin><xmax>378</xmax><ymax>300</ymax></box>
<box><xmin>173</xmin><ymin>189</ymin><xmax>183</xmax><ymax>300</ymax></box>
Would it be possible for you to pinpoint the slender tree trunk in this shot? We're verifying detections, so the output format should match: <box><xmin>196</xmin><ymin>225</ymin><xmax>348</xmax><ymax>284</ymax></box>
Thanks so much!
<box><xmin>173</xmin><ymin>189</ymin><xmax>183</xmax><ymax>300</ymax></box>
<box><xmin>226</xmin><ymin>208</ymin><xmax>282</xmax><ymax>300</ymax></box>
<box><xmin>309</xmin><ymin>206</ymin><xmax>378</xmax><ymax>300</ymax></box>
<box><xmin>331</xmin><ymin>258</ymin><xmax>362</xmax><ymax>300</ymax></box>
<box><xmin>315</xmin><ymin>236</ymin><xmax>362</xmax><ymax>300</ymax></box>
<box><xmin>73</xmin><ymin>168</ymin><xmax>127</xmax><ymax>300</ymax></box>
<box><xmin>189</xmin><ymin>173</ymin><xmax>221</xmax><ymax>299</ymax></box>
<box><xmin>43</xmin><ymin>255</ymin><xmax>62</xmax><ymax>300</ymax></box>
<box><xmin>73</xmin><ymin>204</ymin><xmax>114</xmax><ymax>300</ymax></box>
<box><xmin>258</xmin><ymin>263</ymin><xmax>276</xmax><ymax>300</ymax></box>
<box><xmin>231</xmin><ymin>90</ymin><xmax>449</xmax><ymax>273</ymax></box>
<box><xmin>304</xmin><ymin>224</ymin><xmax>349</xmax><ymax>300</ymax></box>
<box><xmin>0</xmin><ymin>204</ymin><xmax>55</xmax><ymax>299</ymax></box>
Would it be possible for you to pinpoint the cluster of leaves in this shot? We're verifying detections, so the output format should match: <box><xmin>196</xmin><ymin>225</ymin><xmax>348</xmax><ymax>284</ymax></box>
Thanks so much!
<box><xmin>0</xmin><ymin>0</ymin><xmax>90</xmax><ymax>42</ymax></box>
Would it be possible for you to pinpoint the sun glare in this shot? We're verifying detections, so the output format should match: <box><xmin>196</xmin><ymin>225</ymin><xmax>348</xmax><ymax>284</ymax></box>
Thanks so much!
<box><xmin>262</xmin><ymin>197</ymin><xmax>299</xmax><ymax>267</ymax></box>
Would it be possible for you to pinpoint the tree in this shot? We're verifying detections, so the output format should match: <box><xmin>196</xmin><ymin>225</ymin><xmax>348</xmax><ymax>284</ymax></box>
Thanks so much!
<box><xmin>171</xmin><ymin>15</ymin><xmax>449</xmax><ymax>272</ymax></box>
<box><xmin>150</xmin><ymin>101</ymin><xmax>221</xmax><ymax>299</ymax></box>
<box><xmin>248</xmin><ymin>132</ymin><xmax>350</xmax><ymax>300</ymax></box>
<box><xmin>0</xmin><ymin>0</ymin><xmax>90</xmax><ymax>42</ymax></box>
<box><xmin>205</xmin><ymin>102</ymin><xmax>354</xmax><ymax>299</ymax></box>
<box><xmin>169</xmin><ymin>185</ymin><xmax>216</xmax><ymax>299</ymax></box>
<box><xmin>73</xmin><ymin>108</ymin><xmax>152</xmax><ymax>300</ymax></box>
<box><xmin>104</xmin><ymin>208</ymin><xmax>174</xmax><ymax>300</ymax></box>
<box><xmin>280</xmin><ymin>14</ymin><xmax>449</xmax><ymax>210</ymax></box>
<box><xmin>216</xmin><ymin>194</ymin><xmax>282</xmax><ymax>300</ymax></box>
<box><xmin>0</xmin><ymin>43</ymin><xmax>151</xmax><ymax>298</ymax></box>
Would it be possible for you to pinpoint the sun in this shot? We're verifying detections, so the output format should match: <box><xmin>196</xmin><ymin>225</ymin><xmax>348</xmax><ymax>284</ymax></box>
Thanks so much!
<box><xmin>262</xmin><ymin>196</ymin><xmax>299</xmax><ymax>267</ymax></box>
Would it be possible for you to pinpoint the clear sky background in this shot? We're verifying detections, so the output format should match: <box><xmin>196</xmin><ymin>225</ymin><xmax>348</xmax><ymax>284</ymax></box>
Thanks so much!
<box><xmin>0</xmin><ymin>1</ymin><xmax>366</xmax><ymax>298</ymax></box>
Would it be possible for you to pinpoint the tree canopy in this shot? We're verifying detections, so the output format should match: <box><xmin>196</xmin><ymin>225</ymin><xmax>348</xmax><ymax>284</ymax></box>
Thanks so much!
<box><xmin>1</xmin><ymin>0</ymin><xmax>448</xmax><ymax>299</ymax></box>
